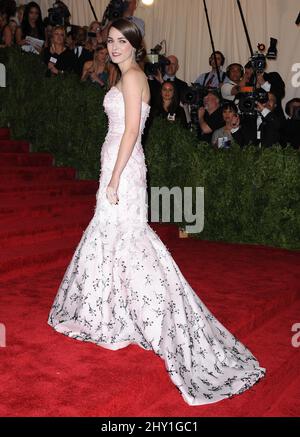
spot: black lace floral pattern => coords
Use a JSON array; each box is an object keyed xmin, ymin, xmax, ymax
[{"xmin": 48, "ymin": 87, "xmax": 266, "ymax": 406}]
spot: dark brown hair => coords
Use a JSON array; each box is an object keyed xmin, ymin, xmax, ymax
[
  {"xmin": 108, "ymin": 17, "xmax": 145, "ymax": 61},
  {"xmin": 159, "ymin": 80, "xmax": 180, "ymax": 114},
  {"xmin": 209, "ymin": 51, "xmax": 225, "ymax": 66}
]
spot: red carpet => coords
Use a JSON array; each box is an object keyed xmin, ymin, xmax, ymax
[{"xmin": 0, "ymin": 128, "xmax": 299, "ymax": 417}]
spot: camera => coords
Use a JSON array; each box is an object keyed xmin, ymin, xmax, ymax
[
  {"xmin": 144, "ymin": 41, "xmax": 170, "ymax": 77},
  {"xmin": 266, "ymin": 38, "xmax": 278, "ymax": 60},
  {"xmin": 144, "ymin": 54, "xmax": 170, "ymax": 77},
  {"xmin": 101, "ymin": 0, "xmax": 129, "ymax": 26},
  {"xmin": 238, "ymin": 88, "xmax": 269, "ymax": 115},
  {"xmin": 47, "ymin": 1, "xmax": 71, "ymax": 26},
  {"xmin": 250, "ymin": 52, "xmax": 266, "ymax": 74},
  {"xmin": 181, "ymin": 84, "xmax": 210, "ymax": 130},
  {"xmin": 181, "ymin": 83, "xmax": 209, "ymax": 107},
  {"xmin": 248, "ymin": 38, "xmax": 277, "ymax": 75}
]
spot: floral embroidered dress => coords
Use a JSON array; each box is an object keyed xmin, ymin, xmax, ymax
[{"xmin": 48, "ymin": 86, "xmax": 266, "ymax": 406}]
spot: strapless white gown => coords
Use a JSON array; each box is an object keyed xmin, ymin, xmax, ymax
[{"xmin": 48, "ymin": 86, "xmax": 266, "ymax": 406}]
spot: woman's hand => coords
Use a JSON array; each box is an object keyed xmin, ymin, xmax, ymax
[
  {"xmin": 33, "ymin": 44, "xmax": 43, "ymax": 54},
  {"xmin": 256, "ymin": 73, "xmax": 266, "ymax": 87},
  {"xmin": 106, "ymin": 176, "xmax": 119, "ymax": 205},
  {"xmin": 48, "ymin": 62, "xmax": 59, "ymax": 75},
  {"xmin": 154, "ymin": 69, "xmax": 163, "ymax": 84}
]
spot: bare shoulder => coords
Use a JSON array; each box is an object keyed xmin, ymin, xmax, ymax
[
  {"xmin": 84, "ymin": 60, "xmax": 93, "ymax": 68},
  {"xmin": 122, "ymin": 68, "xmax": 145, "ymax": 88},
  {"xmin": 121, "ymin": 68, "xmax": 150, "ymax": 103}
]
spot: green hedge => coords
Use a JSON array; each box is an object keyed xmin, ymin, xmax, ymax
[
  {"xmin": 1, "ymin": 47, "xmax": 300, "ymax": 250},
  {"xmin": 0, "ymin": 47, "xmax": 106, "ymax": 179}
]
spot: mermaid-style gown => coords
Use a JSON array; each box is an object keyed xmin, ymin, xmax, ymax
[{"xmin": 48, "ymin": 86, "xmax": 266, "ymax": 406}]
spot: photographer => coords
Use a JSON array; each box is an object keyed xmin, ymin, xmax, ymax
[
  {"xmin": 243, "ymin": 61, "xmax": 285, "ymax": 118},
  {"xmin": 221, "ymin": 63, "xmax": 244, "ymax": 102},
  {"xmin": 148, "ymin": 55, "xmax": 188, "ymax": 106},
  {"xmin": 101, "ymin": 0, "xmax": 145, "ymax": 41},
  {"xmin": 85, "ymin": 21, "xmax": 103, "ymax": 52},
  {"xmin": 123, "ymin": 0, "xmax": 145, "ymax": 37},
  {"xmin": 195, "ymin": 51, "xmax": 226, "ymax": 89},
  {"xmin": 162, "ymin": 55, "xmax": 188, "ymax": 104},
  {"xmin": 197, "ymin": 90, "xmax": 225, "ymax": 143},
  {"xmin": 234, "ymin": 91, "xmax": 282, "ymax": 148}
]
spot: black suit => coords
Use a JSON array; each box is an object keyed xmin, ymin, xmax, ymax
[
  {"xmin": 281, "ymin": 119, "xmax": 300, "ymax": 149},
  {"xmin": 259, "ymin": 111, "xmax": 283, "ymax": 147},
  {"xmin": 172, "ymin": 77, "xmax": 189, "ymax": 103},
  {"xmin": 246, "ymin": 71, "xmax": 285, "ymax": 119},
  {"xmin": 163, "ymin": 76, "xmax": 189, "ymax": 102},
  {"xmin": 262, "ymin": 72, "xmax": 285, "ymax": 119},
  {"xmin": 233, "ymin": 111, "xmax": 282, "ymax": 148},
  {"xmin": 148, "ymin": 78, "xmax": 162, "ymax": 108},
  {"xmin": 73, "ymin": 47, "xmax": 94, "ymax": 76}
]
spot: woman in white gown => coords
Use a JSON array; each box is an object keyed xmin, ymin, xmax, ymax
[{"xmin": 48, "ymin": 18, "xmax": 266, "ymax": 406}]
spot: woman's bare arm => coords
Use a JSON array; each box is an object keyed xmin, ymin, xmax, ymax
[
  {"xmin": 81, "ymin": 60, "xmax": 93, "ymax": 81},
  {"xmin": 111, "ymin": 70, "xmax": 142, "ymax": 180},
  {"xmin": 2, "ymin": 26, "xmax": 12, "ymax": 47},
  {"xmin": 15, "ymin": 27, "xmax": 25, "ymax": 46},
  {"xmin": 105, "ymin": 70, "xmax": 144, "ymax": 204}
]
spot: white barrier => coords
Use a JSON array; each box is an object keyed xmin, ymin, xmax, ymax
[{"xmin": 0, "ymin": 62, "xmax": 6, "ymax": 88}]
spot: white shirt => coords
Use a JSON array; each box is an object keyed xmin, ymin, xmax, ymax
[
  {"xmin": 221, "ymin": 80, "xmax": 237, "ymax": 101},
  {"xmin": 257, "ymin": 108, "xmax": 271, "ymax": 140},
  {"xmin": 261, "ymin": 81, "xmax": 271, "ymax": 92},
  {"xmin": 195, "ymin": 70, "xmax": 225, "ymax": 88},
  {"xmin": 163, "ymin": 74, "xmax": 175, "ymax": 81}
]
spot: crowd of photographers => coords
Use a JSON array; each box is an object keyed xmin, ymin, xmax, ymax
[
  {"xmin": 149, "ymin": 51, "xmax": 300, "ymax": 150},
  {"xmin": 0, "ymin": 0, "xmax": 299, "ymax": 149}
]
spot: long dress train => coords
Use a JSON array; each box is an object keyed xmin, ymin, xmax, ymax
[{"xmin": 48, "ymin": 86, "xmax": 266, "ymax": 406}]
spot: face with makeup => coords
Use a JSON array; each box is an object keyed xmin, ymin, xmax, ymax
[
  {"xmin": 107, "ymin": 26, "xmax": 136, "ymax": 66},
  {"xmin": 161, "ymin": 82, "xmax": 175, "ymax": 102},
  {"xmin": 28, "ymin": 6, "xmax": 40, "ymax": 25}
]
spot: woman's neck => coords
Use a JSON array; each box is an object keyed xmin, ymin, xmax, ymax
[
  {"xmin": 163, "ymin": 99, "xmax": 172, "ymax": 110},
  {"xmin": 94, "ymin": 60, "xmax": 105, "ymax": 71},
  {"xmin": 118, "ymin": 59, "xmax": 137, "ymax": 76},
  {"xmin": 53, "ymin": 43, "xmax": 65, "ymax": 53}
]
